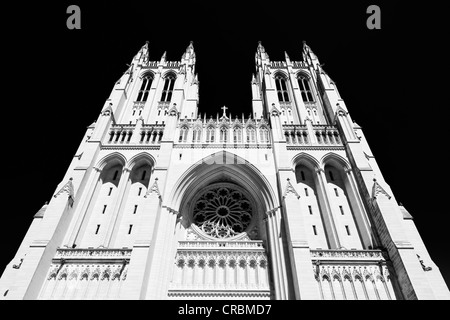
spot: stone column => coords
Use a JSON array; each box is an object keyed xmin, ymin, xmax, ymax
[
  {"xmin": 265, "ymin": 208, "xmax": 289, "ymax": 299},
  {"xmin": 67, "ymin": 167, "xmax": 101, "ymax": 246},
  {"xmin": 144, "ymin": 206, "xmax": 179, "ymax": 299},
  {"xmin": 103, "ymin": 167, "xmax": 131, "ymax": 247},
  {"xmin": 314, "ymin": 168, "xmax": 340, "ymax": 249},
  {"xmin": 20, "ymin": 182, "xmax": 76, "ymax": 299},
  {"xmin": 281, "ymin": 177, "xmax": 321, "ymax": 299},
  {"xmin": 120, "ymin": 178, "xmax": 163, "ymax": 299},
  {"xmin": 343, "ymin": 168, "xmax": 374, "ymax": 248}
]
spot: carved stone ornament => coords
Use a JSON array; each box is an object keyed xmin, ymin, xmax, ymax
[
  {"xmin": 283, "ymin": 178, "xmax": 300, "ymax": 199},
  {"xmin": 145, "ymin": 178, "xmax": 161, "ymax": 198},
  {"xmin": 371, "ymin": 179, "xmax": 392, "ymax": 200},
  {"xmin": 54, "ymin": 178, "xmax": 75, "ymax": 207},
  {"xmin": 192, "ymin": 184, "xmax": 253, "ymax": 239},
  {"xmin": 270, "ymin": 104, "xmax": 280, "ymax": 117}
]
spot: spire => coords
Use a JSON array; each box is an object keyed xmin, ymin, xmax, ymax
[
  {"xmin": 182, "ymin": 41, "xmax": 195, "ymax": 60},
  {"xmin": 303, "ymin": 41, "xmax": 316, "ymax": 57},
  {"xmin": 257, "ymin": 41, "xmax": 265, "ymax": 53},
  {"xmin": 136, "ymin": 41, "xmax": 149, "ymax": 62},
  {"xmin": 284, "ymin": 51, "xmax": 291, "ymax": 64},
  {"xmin": 256, "ymin": 41, "xmax": 269, "ymax": 61},
  {"xmin": 160, "ymin": 51, "xmax": 166, "ymax": 64},
  {"xmin": 143, "ymin": 41, "xmax": 150, "ymax": 59},
  {"xmin": 302, "ymin": 41, "xmax": 320, "ymax": 67}
]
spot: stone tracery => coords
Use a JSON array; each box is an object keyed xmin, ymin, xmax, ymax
[{"xmin": 192, "ymin": 185, "xmax": 253, "ymax": 239}]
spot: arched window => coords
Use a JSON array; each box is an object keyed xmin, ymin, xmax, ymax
[
  {"xmin": 259, "ymin": 127, "xmax": 270, "ymax": 143},
  {"xmin": 206, "ymin": 126, "xmax": 215, "ymax": 143},
  {"xmin": 179, "ymin": 126, "xmax": 189, "ymax": 143},
  {"xmin": 275, "ymin": 75, "xmax": 290, "ymax": 102},
  {"xmin": 192, "ymin": 126, "xmax": 202, "ymax": 143},
  {"xmin": 246, "ymin": 126, "xmax": 256, "ymax": 143},
  {"xmin": 137, "ymin": 74, "xmax": 153, "ymax": 102},
  {"xmin": 161, "ymin": 74, "xmax": 176, "ymax": 102},
  {"xmin": 233, "ymin": 127, "xmax": 242, "ymax": 143},
  {"xmin": 298, "ymin": 75, "xmax": 314, "ymax": 102},
  {"xmin": 220, "ymin": 126, "xmax": 228, "ymax": 143}
]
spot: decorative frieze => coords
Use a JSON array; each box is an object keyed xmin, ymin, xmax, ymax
[
  {"xmin": 178, "ymin": 240, "xmax": 265, "ymax": 250},
  {"xmin": 169, "ymin": 240, "xmax": 270, "ymax": 298},
  {"xmin": 311, "ymin": 249, "xmax": 385, "ymax": 261},
  {"xmin": 311, "ymin": 249, "xmax": 396, "ymax": 300},
  {"xmin": 54, "ymin": 248, "xmax": 132, "ymax": 263},
  {"xmin": 39, "ymin": 248, "xmax": 131, "ymax": 299},
  {"xmin": 168, "ymin": 291, "xmax": 271, "ymax": 299}
]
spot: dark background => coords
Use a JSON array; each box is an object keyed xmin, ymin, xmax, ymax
[{"xmin": 2, "ymin": 1, "xmax": 449, "ymax": 293}]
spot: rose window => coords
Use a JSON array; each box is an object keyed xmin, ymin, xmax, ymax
[{"xmin": 192, "ymin": 186, "xmax": 253, "ymax": 239}]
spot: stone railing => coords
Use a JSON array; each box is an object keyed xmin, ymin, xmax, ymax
[
  {"xmin": 270, "ymin": 61, "xmax": 286, "ymax": 68},
  {"xmin": 169, "ymin": 240, "xmax": 271, "ymax": 298},
  {"xmin": 133, "ymin": 101, "xmax": 146, "ymax": 109},
  {"xmin": 53, "ymin": 248, "xmax": 132, "ymax": 263},
  {"xmin": 178, "ymin": 240, "xmax": 265, "ymax": 250},
  {"xmin": 310, "ymin": 249, "xmax": 396, "ymax": 300},
  {"xmin": 157, "ymin": 101, "xmax": 171, "ymax": 109},
  {"xmin": 104, "ymin": 123, "xmax": 165, "ymax": 146},
  {"xmin": 139, "ymin": 124, "xmax": 165, "ymax": 144},
  {"xmin": 175, "ymin": 118, "xmax": 271, "ymax": 146},
  {"xmin": 310, "ymin": 249, "xmax": 385, "ymax": 262},
  {"xmin": 292, "ymin": 61, "xmax": 307, "ymax": 69},
  {"xmin": 40, "ymin": 248, "xmax": 132, "ymax": 299},
  {"xmin": 283, "ymin": 125, "xmax": 342, "ymax": 146},
  {"xmin": 107, "ymin": 124, "xmax": 136, "ymax": 144}
]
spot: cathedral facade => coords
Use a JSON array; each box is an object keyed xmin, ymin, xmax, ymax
[{"xmin": 1, "ymin": 42, "xmax": 449, "ymax": 300}]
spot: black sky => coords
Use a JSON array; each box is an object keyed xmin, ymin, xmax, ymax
[{"xmin": 2, "ymin": 1, "xmax": 449, "ymax": 292}]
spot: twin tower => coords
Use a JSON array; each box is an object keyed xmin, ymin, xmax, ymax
[{"xmin": 1, "ymin": 41, "xmax": 449, "ymax": 300}]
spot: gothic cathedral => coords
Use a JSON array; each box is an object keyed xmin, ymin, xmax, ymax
[{"xmin": 1, "ymin": 42, "xmax": 449, "ymax": 300}]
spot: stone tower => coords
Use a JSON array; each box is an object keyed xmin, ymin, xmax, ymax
[{"xmin": 1, "ymin": 42, "xmax": 448, "ymax": 300}]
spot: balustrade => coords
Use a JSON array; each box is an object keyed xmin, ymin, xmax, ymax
[{"xmin": 283, "ymin": 125, "xmax": 342, "ymax": 146}]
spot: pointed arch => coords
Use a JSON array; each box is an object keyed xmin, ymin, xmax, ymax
[
  {"xmin": 139, "ymin": 70, "xmax": 155, "ymax": 79},
  {"xmin": 295, "ymin": 70, "xmax": 312, "ymax": 80},
  {"xmin": 292, "ymin": 152, "xmax": 320, "ymax": 171},
  {"xmin": 95, "ymin": 152, "xmax": 127, "ymax": 172},
  {"xmin": 136, "ymin": 71, "xmax": 154, "ymax": 102},
  {"xmin": 320, "ymin": 153, "xmax": 351, "ymax": 171},
  {"xmin": 126, "ymin": 152, "xmax": 156, "ymax": 171},
  {"xmin": 272, "ymin": 70, "xmax": 289, "ymax": 80},
  {"xmin": 161, "ymin": 71, "xmax": 177, "ymax": 102},
  {"xmin": 273, "ymin": 72, "xmax": 290, "ymax": 102},
  {"xmin": 297, "ymin": 71, "xmax": 314, "ymax": 102},
  {"xmin": 166, "ymin": 151, "xmax": 279, "ymax": 215},
  {"xmin": 161, "ymin": 70, "xmax": 177, "ymax": 79}
]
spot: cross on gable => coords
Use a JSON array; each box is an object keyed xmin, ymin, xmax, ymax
[{"xmin": 221, "ymin": 105, "xmax": 228, "ymax": 116}]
